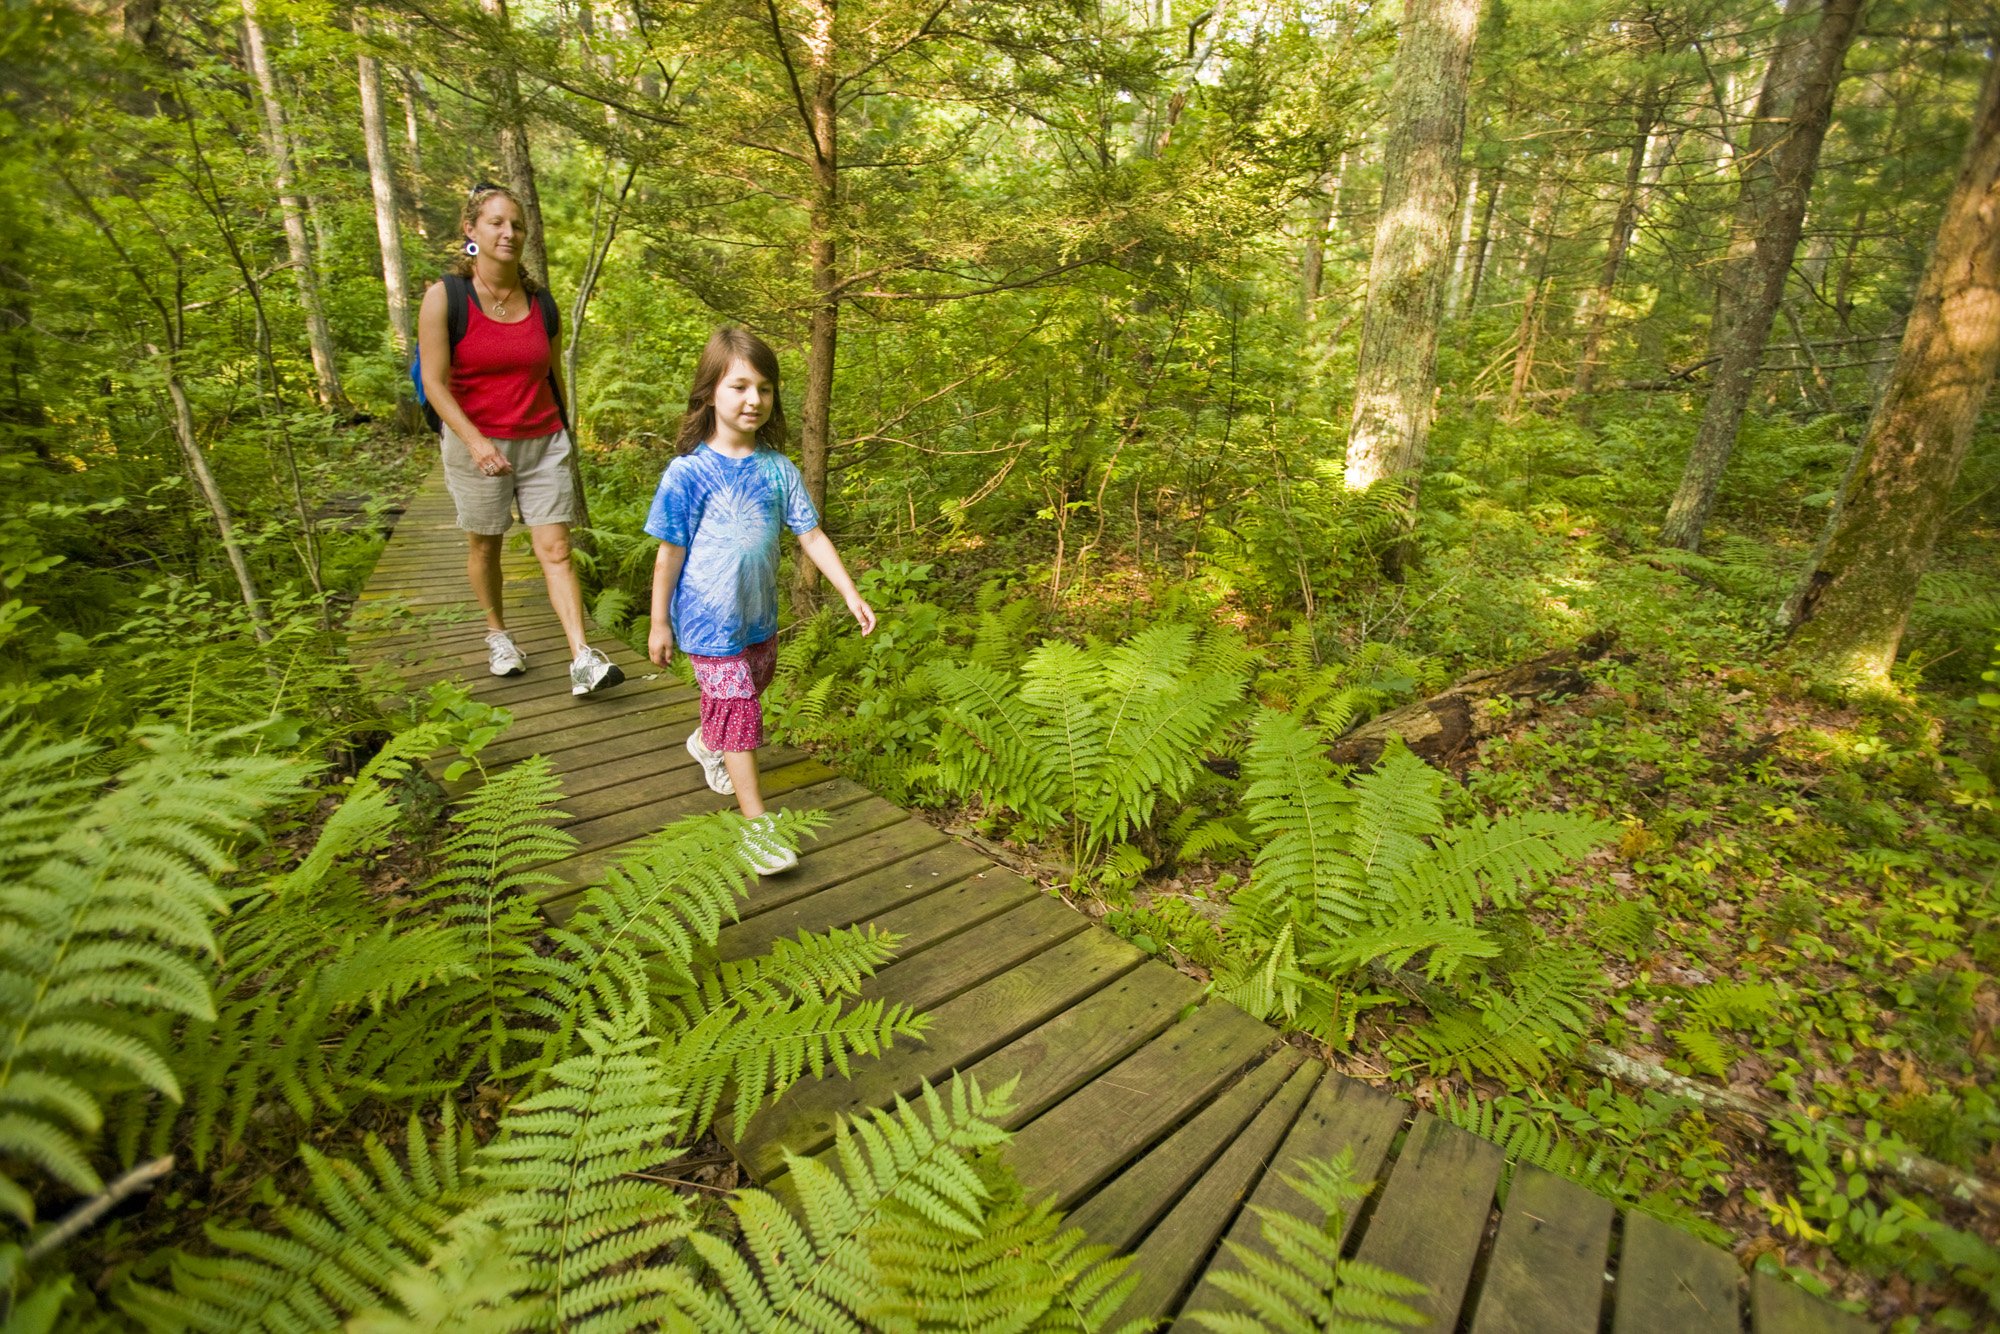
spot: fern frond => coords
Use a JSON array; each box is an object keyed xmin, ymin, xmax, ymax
[
  {"xmin": 1238, "ymin": 709, "xmax": 1360, "ymax": 925},
  {"xmin": 1403, "ymin": 946, "xmax": 1602, "ymax": 1081},
  {"xmin": 475, "ymin": 1020, "xmax": 693, "ymax": 1331},
  {"xmin": 1185, "ymin": 1150, "xmax": 1425, "ymax": 1333},
  {"xmin": 0, "ymin": 729, "xmax": 300, "ymax": 1214},
  {"xmin": 121, "ymin": 1104, "xmax": 474, "ymax": 1330}
]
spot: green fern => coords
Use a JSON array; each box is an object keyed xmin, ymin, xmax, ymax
[
  {"xmin": 665, "ymin": 1075, "xmax": 1144, "ymax": 1332},
  {"xmin": 1434, "ymin": 1089, "xmax": 1603, "ymax": 1182},
  {"xmin": 122, "ymin": 1104, "xmax": 474, "ymax": 1330},
  {"xmin": 474, "ymin": 1020, "xmax": 693, "ymax": 1330},
  {"xmin": 1216, "ymin": 712, "xmax": 1608, "ymax": 1065},
  {"xmin": 0, "ymin": 727, "xmax": 300, "ymax": 1222},
  {"xmin": 1182, "ymin": 1150, "xmax": 1426, "ymax": 1333},
  {"xmin": 928, "ymin": 626, "xmax": 1247, "ymax": 883}
]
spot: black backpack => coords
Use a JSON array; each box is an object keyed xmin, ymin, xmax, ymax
[{"xmin": 410, "ymin": 273, "xmax": 571, "ymax": 435}]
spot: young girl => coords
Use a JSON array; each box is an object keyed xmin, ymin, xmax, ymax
[{"xmin": 645, "ymin": 327, "xmax": 876, "ymax": 874}]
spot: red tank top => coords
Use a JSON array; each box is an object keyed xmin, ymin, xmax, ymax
[{"xmin": 449, "ymin": 295, "xmax": 564, "ymax": 439}]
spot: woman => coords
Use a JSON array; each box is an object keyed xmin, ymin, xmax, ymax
[{"xmin": 417, "ymin": 182, "xmax": 623, "ymax": 695}]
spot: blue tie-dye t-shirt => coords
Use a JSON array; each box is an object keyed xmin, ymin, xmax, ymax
[{"xmin": 643, "ymin": 444, "xmax": 821, "ymax": 657}]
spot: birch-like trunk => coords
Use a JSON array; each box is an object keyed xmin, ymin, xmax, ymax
[
  {"xmin": 1785, "ymin": 53, "xmax": 2000, "ymax": 683},
  {"xmin": 479, "ymin": 0, "xmax": 551, "ymax": 286},
  {"xmin": 399, "ymin": 67, "xmax": 429, "ymax": 240},
  {"xmin": 1342, "ymin": 0, "xmax": 1482, "ymax": 519},
  {"xmin": 1572, "ymin": 94, "xmax": 1658, "ymax": 401},
  {"xmin": 1659, "ymin": 0, "xmax": 1864, "ymax": 550},
  {"xmin": 356, "ymin": 25, "xmax": 416, "ymax": 427},
  {"xmin": 1463, "ymin": 170, "xmax": 1502, "ymax": 318},
  {"xmin": 1444, "ymin": 165, "xmax": 1480, "ymax": 316},
  {"xmin": 792, "ymin": 0, "xmax": 840, "ymax": 612},
  {"xmin": 242, "ymin": 0, "xmax": 348, "ymax": 413},
  {"xmin": 153, "ymin": 345, "xmax": 271, "ymax": 642}
]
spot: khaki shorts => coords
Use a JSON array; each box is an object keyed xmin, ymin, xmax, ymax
[{"xmin": 440, "ymin": 423, "xmax": 579, "ymax": 535}]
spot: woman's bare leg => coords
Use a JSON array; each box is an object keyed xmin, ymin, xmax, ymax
[
  {"xmin": 529, "ymin": 522, "xmax": 589, "ymax": 657},
  {"xmin": 467, "ymin": 533, "xmax": 506, "ymax": 631},
  {"xmin": 723, "ymin": 751, "xmax": 765, "ymax": 819}
]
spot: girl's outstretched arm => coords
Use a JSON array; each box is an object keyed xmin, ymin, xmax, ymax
[
  {"xmin": 648, "ymin": 542, "xmax": 687, "ymax": 666},
  {"xmin": 796, "ymin": 528, "xmax": 876, "ymax": 635}
]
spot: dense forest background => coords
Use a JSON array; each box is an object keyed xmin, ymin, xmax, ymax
[{"xmin": 1, "ymin": 0, "xmax": 1997, "ymax": 1327}]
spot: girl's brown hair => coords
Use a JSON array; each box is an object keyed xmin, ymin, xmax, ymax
[
  {"xmin": 452, "ymin": 182, "xmax": 542, "ymax": 291},
  {"xmin": 674, "ymin": 326, "xmax": 788, "ymax": 455}
]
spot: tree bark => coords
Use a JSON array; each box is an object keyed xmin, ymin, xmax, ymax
[
  {"xmin": 241, "ymin": 0, "xmax": 348, "ymax": 414},
  {"xmin": 792, "ymin": 0, "xmax": 840, "ymax": 612},
  {"xmin": 1463, "ymin": 169, "xmax": 1502, "ymax": 319},
  {"xmin": 1301, "ymin": 172, "xmax": 1334, "ymax": 319},
  {"xmin": 356, "ymin": 22, "xmax": 418, "ymax": 429},
  {"xmin": 1659, "ymin": 0, "xmax": 1864, "ymax": 550},
  {"xmin": 399, "ymin": 66, "xmax": 430, "ymax": 240},
  {"xmin": 479, "ymin": 0, "xmax": 551, "ymax": 287},
  {"xmin": 1342, "ymin": 0, "xmax": 1482, "ymax": 553},
  {"xmin": 1785, "ymin": 51, "xmax": 2000, "ymax": 684},
  {"xmin": 1572, "ymin": 94, "xmax": 1658, "ymax": 403},
  {"xmin": 154, "ymin": 346, "xmax": 271, "ymax": 642},
  {"xmin": 1444, "ymin": 165, "xmax": 1479, "ymax": 316}
]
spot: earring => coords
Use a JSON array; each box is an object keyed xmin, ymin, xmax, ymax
[{"xmin": 464, "ymin": 240, "xmax": 479, "ymax": 257}]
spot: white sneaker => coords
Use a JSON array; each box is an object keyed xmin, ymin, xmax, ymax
[
  {"xmin": 569, "ymin": 645, "xmax": 626, "ymax": 696},
  {"xmin": 486, "ymin": 630, "xmax": 526, "ymax": 677},
  {"xmin": 740, "ymin": 814, "xmax": 798, "ymax": 876},
  {"xmin": 686, "ymin": 729, "xmax": 734, "ymax": 794}
]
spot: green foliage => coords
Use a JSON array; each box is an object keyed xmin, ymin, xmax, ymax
[
  {"xmin": 1212, "ymin": 711, "xmax": 1608, "ymax": 1074},
  {"xmin": 926, "ymin": 624, "xmax": 1250, "ymax": 882},
  {"xmin": 1182, "ymin": 1150, "xmax": 1425, "ymax": 1333},
  {"xmin": 0, "ymin": 725, "xmax": 301, "ymax": 1222},
  {"xmin": 667, "ymin": 1076, "xmax": 1144, "ymax": 1333}
]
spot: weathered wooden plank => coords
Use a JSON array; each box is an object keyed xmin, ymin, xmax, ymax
[
  {"xmin": 538, "ymin": 776, "xmax": 879, "ymax": 908},
  {"xmin": 1748, "ymin": 1269, "xmax": 1872, "ymax": 1334},
  {"xmin": 501, "ymin": 724, "xmax": 710, "ymax": 800},
  {"xmin": 1352, "ymin": 1112, "xmax": 1505, "ymax": 1330},
  {"xmin": 1610, "ymin": 1212, "xmax": 1740, "ymax": 1334},
  {"xmin": 1068, "ymin": 1050, "xmax": 1306, "ymax": 1253},
  {"xmin": 734, "ymin": 928, "xmax": 1146, "ymax": 1179},
  {"xmin": 1467, "ymin": 1166, "xmax": 1614, "ymax": 1334},
  {"xmin": 474, "ymin": 705, "xmax": 742, "ymax": 771},
  {"xmin": 549, "ymin": 759, "xmax": 836, "ymax": 851},
  {"xmin": 962, "ymin": 962, "xmax": 1202, "ymax": 1132},
  {"xmin": 854, "ymin": 894, "xmax": 1090, "ymax": 1011},
  {"xmin": 718, "ymin": 837, "xmax": 985, "ymax": 960},
  {"xmin": 1110, "ymin": 1058, "xmax": 1322, "ymax": 1324},
  {"xmin": 1172, "ymin": 1068, "xmax": 1408, "ymax": 1329},
  {"xmin": 1007, "ymin": 1001, "xmax": 1276, "ymax": 1210}
]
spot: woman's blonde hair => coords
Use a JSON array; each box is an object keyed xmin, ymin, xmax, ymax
[
  {"xmin": 674, "ymin": 326, "xmax": 788, "ymax": 456},
  {"xmin": 452, "ymin": 182, "xmax": 541, "ymax": 291}
]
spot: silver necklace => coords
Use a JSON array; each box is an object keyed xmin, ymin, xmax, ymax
[{"xmin": 475, "ymin": 272, "xmax": 519, "ymax": 319}]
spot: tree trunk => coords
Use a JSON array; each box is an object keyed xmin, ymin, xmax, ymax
[
  {"xmin": 153, "ymin": 345, "xmax": 271, "ymax": 642},
  {"xmin": 1572, "ymin": 95, "xmax": 1658, "ymax": 403},
  {"xmin": 356, "ymin": 24, "xmax": 418, "ymax": 430},
  {"xmin": 1784, "ymin": 53, "xmax": 2000, "ymax": 684},
  {"xmin": 1659, "ymin": 0, "xmax": 1864, "ymax": 550},
  {"xmin": 479, "ymin": 0, "xmax": 551, "ymax": 287},
  {"xmin": 566, "ymin": 162, "xmax": 638, "ymax": 423},
  {"xmin": 1463, "ymin": 170, "xmax": 1502, "ymax": 318},
  {"xmin": 792, "ymin": 0, "xmax": 840, "ymax": 612},
  {"xmin": 241, "ymin": 0, "xmax": 348, "ymax": 414},
  {"xmin": 1444, "ymin": 165, "xmax": 1479, "ymax": 316},
  {"xmin": 399, "ymin": 66, "xmax": 430, "ymax": 240},
  {"xmin": 1301, "ymin": 172, "xmax": 1334, "ymax": 318},
  {"xmin": 1342, "ymin": 0, "xmax": 1482, "ymax": 540}
]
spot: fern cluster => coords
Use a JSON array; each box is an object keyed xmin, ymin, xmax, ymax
[
  {"xmin": 925, "ymin": 623, "xmax": 1250, "ymax": 886},
  {"xmin": 1212, "ymin": 710, "xmax": 1610, "ymax": 1078},
  {"xmin": 1182, "ymin": 1149, "xmax": 1426, "ymax": 1333}
]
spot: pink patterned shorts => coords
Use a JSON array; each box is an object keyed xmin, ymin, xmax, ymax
[{"xmin": 686, "ymin": 637, "xmax": 777, "ymax": 753}]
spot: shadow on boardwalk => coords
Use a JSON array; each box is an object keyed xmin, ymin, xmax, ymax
[{"xmin": 352, "ymin": 464, "xmax": 1873, "ymax": 1333}]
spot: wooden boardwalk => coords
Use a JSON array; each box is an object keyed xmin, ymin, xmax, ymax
[{"xmin": 353, "ymin": 465, "xmax": 1872, "ymax": 1332}]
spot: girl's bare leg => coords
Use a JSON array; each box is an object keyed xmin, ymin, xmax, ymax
[
  {"xmin": 723, "ymin": 751, "xmax": 765, "ymax": 819},
  {"xmin": 467, "ymin": 533, "xmax": 506, "ymax": 631}
]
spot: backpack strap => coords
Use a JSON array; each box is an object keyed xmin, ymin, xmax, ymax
[{"xmin": 444, "ymin": 273, "xmax": 472, "ymax": 352}]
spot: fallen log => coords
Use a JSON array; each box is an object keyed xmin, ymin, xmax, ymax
[{"xmin": 1328, "ymin": 631, "xmax": 1616, "ymax": 771}]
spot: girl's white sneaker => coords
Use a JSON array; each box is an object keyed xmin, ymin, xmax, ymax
[
  {"xmin": 740, "ymin": 815, "xmax": 798, "ymax": 876},
  {"xmin": 686, "ymin": 730, "xmax": 734, "ymax": 794}
]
